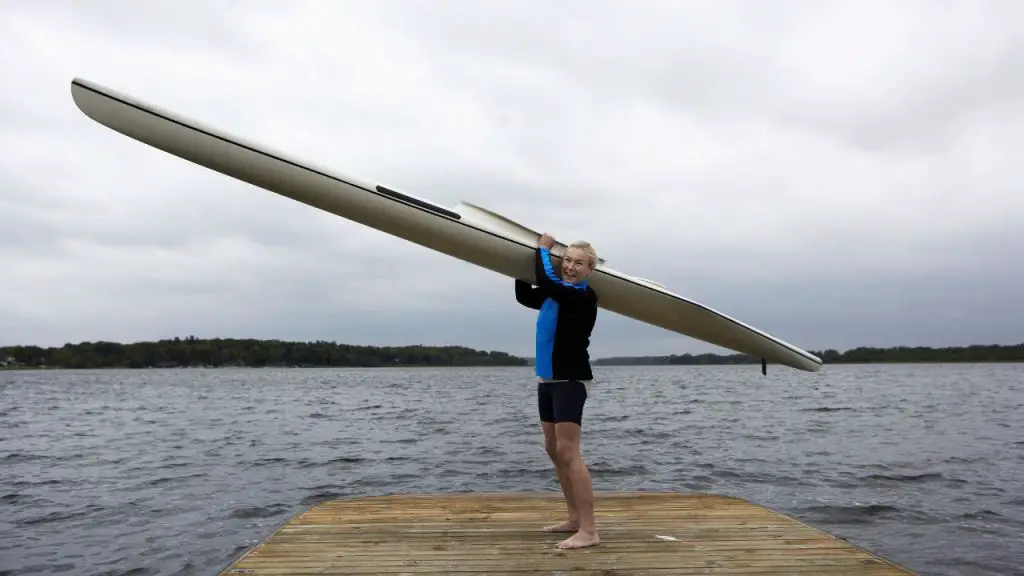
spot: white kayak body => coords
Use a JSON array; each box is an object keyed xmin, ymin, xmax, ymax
[{"xmin": 69, "ymin": 78, "xmax": 822, "ymax": 373}]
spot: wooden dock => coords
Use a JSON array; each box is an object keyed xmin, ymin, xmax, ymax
[{"xmin": 218, "ymin": 491, "xmax": 918, "ymax": 575}]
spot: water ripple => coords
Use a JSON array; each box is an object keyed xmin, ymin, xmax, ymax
[{"xmin": 1, "ymin": 363, "xmax": 1022, "ymax": 575}]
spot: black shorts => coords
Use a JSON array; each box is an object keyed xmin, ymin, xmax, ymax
[{"xmin": 538, "ymin": 380, "xmax": 588, "ymax": 425}]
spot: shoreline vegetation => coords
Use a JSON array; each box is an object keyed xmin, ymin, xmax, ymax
[
  {"xmin": 1, "ymin": 337, "xmax": 1023, "ymax": 370},
  {"xmin": 593, "ymin": 342, "xmax": 1024, "ymax": 366}
]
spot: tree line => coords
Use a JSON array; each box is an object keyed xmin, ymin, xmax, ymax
[
  {"xmin": 592, "ymin": 343, "xmax": 1024, "ymax": 366},
  {"xmin": 3, "ymin": 338, "xmax": 1022, "ymax": 370},
  {"xmin": 0, "ymin": 336, "xmax": 527, "ymax": 369}
]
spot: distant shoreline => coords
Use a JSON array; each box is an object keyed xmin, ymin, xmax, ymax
[
  {"xmin": 2, "ymin": 338, "xmax": 1023, "ymax": 370},
  {"xmin": 3, "ymin": 361, "xmax": 1023, "ymax": 372},
  {"xmin": 593, "ymin": 343, "xmax": 1024, "ymax": 366}
]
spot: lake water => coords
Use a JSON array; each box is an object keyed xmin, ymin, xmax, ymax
[{"xmin": 1, "ymin": 363, "xmax": 1022, "ymax": 575}]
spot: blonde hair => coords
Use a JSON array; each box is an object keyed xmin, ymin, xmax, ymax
[{"xmin": 567, "ymin": 240, "xmax": 598, "ymax": 269}]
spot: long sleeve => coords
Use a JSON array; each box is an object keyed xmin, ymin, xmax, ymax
[{"xmin": 515, "ymin": 279, "xmax": 546, "ymax": 310}]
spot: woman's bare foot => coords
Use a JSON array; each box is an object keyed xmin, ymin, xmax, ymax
[
  {"xmin": 556, "ymin": 529, "xmax": 600, "ymax": 549},
  {"xmin": 543, "ymin": 519, "xmax": 578, "ymax": 533}
]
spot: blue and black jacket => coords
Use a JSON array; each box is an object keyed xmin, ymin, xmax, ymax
[{"xmin": 515, "ymin": 246, "xmax": 599, "ymax": 381}]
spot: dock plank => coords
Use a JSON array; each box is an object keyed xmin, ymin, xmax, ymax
[{"xmin": 219, "ymin": 492, "xmax": 917, "ymax": 575}]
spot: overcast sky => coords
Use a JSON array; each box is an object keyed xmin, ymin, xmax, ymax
[{"xmin": 2, "ymin": 0, "xmax": 1022, "ymax": 359}]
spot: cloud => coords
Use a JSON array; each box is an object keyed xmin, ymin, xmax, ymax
[{"xmin": 1, "ymin": 0, "xmax": 1022, "ymax": 360}]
